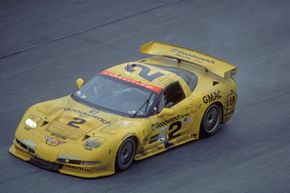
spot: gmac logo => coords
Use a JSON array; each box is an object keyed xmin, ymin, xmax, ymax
[{"xmin": 203, "ymin": 91, "xmax": 221, "ymax": 103}]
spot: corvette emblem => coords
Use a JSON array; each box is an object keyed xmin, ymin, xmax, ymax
[{"xmin": 45, "ymin": 135, "xmax": 66, "ymax": 146}]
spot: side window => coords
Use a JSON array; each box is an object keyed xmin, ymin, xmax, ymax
[{"xmin": 161, "ymin": 82, "xmax": 185, "ymax": 109}]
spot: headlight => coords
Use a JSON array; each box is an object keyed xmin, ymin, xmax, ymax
[
  {"xmin": 85, "ymin": 139, "xmax": 100, "ymax": 149},
  {"xmin": 25, "ymin": 118, "xmax": 37, "ymax": 128},
  {"xmin": 84, "ymin": 137, "xmax": 105, "ymax": 150}
]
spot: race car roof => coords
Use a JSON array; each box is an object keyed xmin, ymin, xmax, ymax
[{"xmin": 102, "ymin": 62, "xmax": 188, "ymax": 93}]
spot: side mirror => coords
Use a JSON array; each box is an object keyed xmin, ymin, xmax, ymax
[
  {"xmin": 76, "ymin": 78, "xmax": 85, "ymax": 89},
  {"xmin": 157, "ymin": 108, "xmax": 175, "ymax": 118}
]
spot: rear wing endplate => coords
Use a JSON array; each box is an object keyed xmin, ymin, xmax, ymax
[{"xmin": 140, "ymin": 41, "xmax": 237, "ymax": 78}]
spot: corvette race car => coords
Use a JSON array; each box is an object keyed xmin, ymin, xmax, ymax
[{"xmin": 9, "ymin": 41, "xmax": 237, "ymax": 178}]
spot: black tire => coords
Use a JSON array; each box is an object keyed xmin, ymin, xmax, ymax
[
  {"xmin": 200, "ymin": 103, "xmax": 222, "ymax": 138},
  {"xmin": 116, "ymin": 137, "xmax": 136, "ymax": 171}
]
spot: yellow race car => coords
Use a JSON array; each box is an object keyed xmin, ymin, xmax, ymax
[{"xmin": 9, "ymin": 41, "xmax": 238, "ymax": 178}]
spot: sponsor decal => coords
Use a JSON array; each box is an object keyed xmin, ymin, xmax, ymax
[
  {"xmin": 202, "ymin": 90, "xmax": 221, "ymax": 103},
  {"xmin": 224, "ymin": 90, "xmax": 237, "ymax": 116},
  {"xmin": 151, "ymin": 113, "xmax": 189, "ymax": 131},
  {"xmin": 64, "ymin": 107, "xmax": 111, "ymax": 125},
  {"xmin": 45, "ymin": 135, "xmax": 66, "ymax": 146},
  {"xmin": 150, "ymin": 113, "xmax": 191, "ymax": 146},
  {"xmin": 101, "ymin": 70, "xmax": 162, "ymax": 93},
  {"xmin": 170, "ymin": 48, "xmax": 215, "ymax": 64}
]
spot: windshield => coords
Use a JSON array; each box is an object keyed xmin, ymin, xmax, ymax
[{"xmin": 72, "ymin": 75, "xmax": 157, "ymax": 117}]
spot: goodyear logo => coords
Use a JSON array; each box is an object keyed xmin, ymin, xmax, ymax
[
  {"xmin": 64, "ymin": 107, "xmax": 111, "ymax": 125},
  {"xmin": 170, "ymin": 48, "xmax": 215, "ymax": 64}
]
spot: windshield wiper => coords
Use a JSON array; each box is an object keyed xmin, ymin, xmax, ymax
[{"xmin": 132, "ymin": 92, "xmax": 154, "ymax": 118}]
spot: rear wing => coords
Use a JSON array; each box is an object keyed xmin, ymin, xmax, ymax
[{"xmin": 140, "ymin": 41, "xmax": 237, "ymax": 79}]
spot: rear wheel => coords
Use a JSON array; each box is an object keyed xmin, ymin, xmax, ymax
[
  {"xmin": 116, "ymin": 137, "xmax": 136, "ymax": 171},
  {"xmin": 200, "ymin": 103, "xmax": 222, "ymax": 138}
]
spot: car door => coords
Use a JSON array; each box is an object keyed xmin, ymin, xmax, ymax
[{"xmin": 147, "ymin": 81, "xmax": 195, "ymax": 149}]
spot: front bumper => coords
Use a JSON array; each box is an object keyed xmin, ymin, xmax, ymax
[{"xmin": 9, "ymin": 140, "xmax": 114, "ymax": 178}]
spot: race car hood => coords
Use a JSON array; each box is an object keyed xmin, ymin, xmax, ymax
[
  {"xmin": 29, "ymin": 96, "xmax": 129, "ymax": 140},
  {"xmin": 45, "ymin": 108, "xmax": 110, "ymax": 140}
]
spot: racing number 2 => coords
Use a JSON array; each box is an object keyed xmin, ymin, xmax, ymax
[
  {"xmin": 125, "ymin": 64, "xmax": 164, "ymax": 81},
  {"xmin": 67, "ymin": 117, "xmax": 86, "ymax": 128},
  {"xmin": 168, "ymin": 121, "xmax": 182, "ymax": 141}
]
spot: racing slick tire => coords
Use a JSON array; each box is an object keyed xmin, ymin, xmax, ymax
[
  {"xmin": 116, "ymin": 137, "xmax": 136, "ymax": 171},
  {"xmin": 200, "ymin": 103, "xmax": 222, "ymax": 138}
]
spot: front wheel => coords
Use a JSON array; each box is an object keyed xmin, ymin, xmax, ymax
[
  {"xmin": 200, "ymin": 103, "xmax": 222, "ymax": 138},
  {"xmin": 116, "ymin": 137, "xmax": 136, "ymax": 171}
]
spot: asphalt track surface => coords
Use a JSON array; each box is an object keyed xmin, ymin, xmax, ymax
[{"xmin": 1, "ymin": 0, "xmax": 290, "ymax": 193}]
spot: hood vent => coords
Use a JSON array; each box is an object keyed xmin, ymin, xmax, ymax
[{"xmin": 47, "ymin": 121, "xmax": 87, "ymax": 139}]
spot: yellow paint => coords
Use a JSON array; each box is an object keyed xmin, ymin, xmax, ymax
[{"xmin": 9, "ymin": 41, "xmax": 237, "ymax": 178}]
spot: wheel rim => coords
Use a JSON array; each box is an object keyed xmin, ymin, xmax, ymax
[
  {"xmin": 203, "ymin": 105, "xmax": 220, "ymax": 133},
  {"xmin": 118, "ymin": 140, "xmax": 135, "ymax": 168}
]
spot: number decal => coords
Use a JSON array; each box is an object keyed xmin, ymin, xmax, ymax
[
  {"xmin": 226, "ymin": 94, "xmax": 236, "ymax": 107},
  {"xmin": 168, "ymin": 121, "xmax": 182, "ymax": 140},
  {"xmin": 125, "ymin": 64, "xmax": 164, "ymax": 81},
  {"xmin": 225, "ymin": 91, "xmax": 237, "ymax": 115},
  {"xmin": 67, "ymin": 117, "xmax": 86, "ymax": 128}
]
